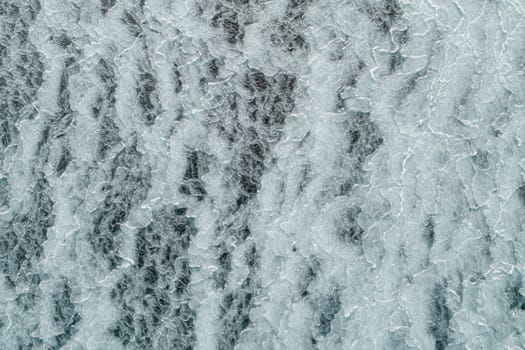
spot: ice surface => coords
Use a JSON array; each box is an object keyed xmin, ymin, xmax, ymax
[{"xmin": 1, "ymin": 0, "xmax": 525, "ymax": 349}]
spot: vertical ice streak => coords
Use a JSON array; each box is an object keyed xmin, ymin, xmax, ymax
[
  {"xmin": 0, "ymin": 1, "xmax": 50, "ymax": 348},
  {"xmin": 110, "ymin": 206, "xmax": 197, "ymax": 349}
]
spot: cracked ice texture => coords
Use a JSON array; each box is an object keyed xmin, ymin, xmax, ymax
[{"xmin": 0, "ymin": 0, "xmax": 525, "ymax": 349}]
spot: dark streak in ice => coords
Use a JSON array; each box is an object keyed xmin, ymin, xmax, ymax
[
  {"xmin": 101, "ymin": 0, "xmax": 116, "ymax": 15},
  {"xmin": 429, "ymin": 282, "xmax": 452, "ymax": 350},
  {"xmin": 270, "ymin": 0, "xmax": 311, "ymax": 52},
  {"xmin": 55, "ymin": 146, "xmax": 71, "ymax": 176},
  {"xmin": 137, "ymin": 64, "xmax": 159, "ymax": 125},
  {"xmin": 208, "ymin": 58, "xmax": 220, "ymax": 79},
  {"xmin": 110, "ymin": 206, "xmax": 197, "ymax": 349},
  {"xmin": 89, "ymin": 141, "xmax": 151, "ymax": 269},
  {"xmin": 363, "ymin": 0, "xmax": 403, "ymax": 34},
  {"xmin": 516, "ymin": 184, "xmax": 525, "ymax": 207},
  {"xmin": 237, "ymin": 147, "xmax": 265, "ymax": 205},
  {"xmin": 122, "ymin": 11, "xmax": 143, "ymax": 38},
  {"xmin": 48, "ymin": 279, "xmax": 81, "ymax": 349},
  {"xmin": 345, "ymin": 110, "xmax": 383, "ymax": 168},
  {"xmin": 51, "ymin": 33, "xmax": 72, "ymax": 49},
  {"xmin": 0, "ymin": 121, "xmax": 12, "ymax": 147},
  {"xmin": 336, "ymin": 207, "xmax": 364, "ymax": 244},
  {"xmin": 211, "ymin": 6, "xmax": 244, "ymax": 44},
  {"xmin": 298, "ymin": 257, "xmax": 320, "ymax": 298},
  {"xmin": 218, "ymin": 244, "xmax": 259, "ymax": 350},
  {"xmin": 173, "ymin": 64, "xmax": 183, "ymax": 93},
  {"xmin": 179, "ymin": 150, "xmax": 207, "ymax": 201},
  {"xmin": 314, "ymin": 288, "xmax": 341, "ymax": 338},
  {"xmin": 506, "ymin": 272, "xmax": 525, "ymax": 311},
  {"xmin": 389, "ymin": 50, "xmax": 405, "ymax": 73},
  {"xmin": 214, "ymin": 246, "xmax": 232, "ymax": 289},
  {"xmin": 0, "ymin": 174, "xmax": 53, "ymax": 286},
  {"xmin": 0, "ymin": 168, "xmax": 53, "ymax": 347},
  {"xmin": 0, "ymin": 0, "xmax": 43, "ymax": 158},
  {"xmin": 0, "ymin": 177, "xmax": 8, "ymax": 209},
  {"xmin": 423, "ymin": 216, "xmax": 435, "ymax": 249},
  {"xmin": 94, "ymin": 58, "xmax": 121, "ymax": 160}
]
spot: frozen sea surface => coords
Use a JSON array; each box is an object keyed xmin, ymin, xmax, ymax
[{"xmin": 1, "ymin": 0, "xmax": 525, "ymax": 349}]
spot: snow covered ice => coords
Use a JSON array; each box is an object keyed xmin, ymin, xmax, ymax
[{"xmin": 1, "ymin": 0, "xmax": 525, "ymax": 349}]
